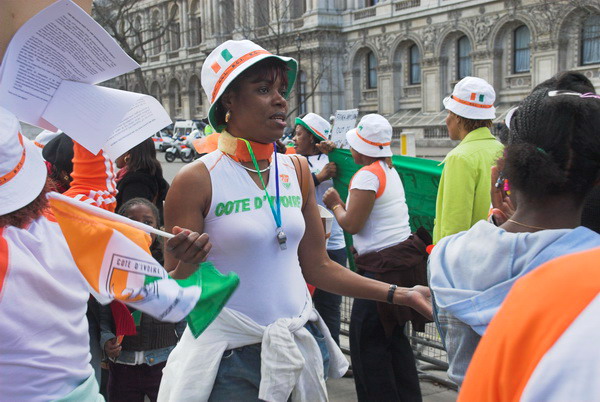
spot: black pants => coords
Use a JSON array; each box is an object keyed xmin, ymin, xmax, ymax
[
  {"xmin": 312, "ymin": 247, "xmax": 347, "ymax": 345},
  {"xmin": 107, "ymin": 361, "xmax": 166, "ymax": 402},
  {"xmin": 350, "ymin": 274, "xmax": 422, "ymax": 402}
]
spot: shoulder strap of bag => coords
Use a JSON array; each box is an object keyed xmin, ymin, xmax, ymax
[{"xmin": 290, "ymin": 154, "xmax": 310, "ymax": 210}]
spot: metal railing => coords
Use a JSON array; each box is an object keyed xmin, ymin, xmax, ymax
[{"xmin": 339, "ymin": 296, "xmax": 457, "ymax": 390}]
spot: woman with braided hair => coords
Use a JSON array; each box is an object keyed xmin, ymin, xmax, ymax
[{"xmin": 428, "ymin": 87, "xmax": 600, "ymax": 387}]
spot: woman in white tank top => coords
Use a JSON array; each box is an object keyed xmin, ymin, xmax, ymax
[
  {"xmin": 160, "ymin": 40, "xmax": 432, "ymax": 401},
  {"xmin": 323, "ymin": 114, "xmax": 428, "ymax": 401}
]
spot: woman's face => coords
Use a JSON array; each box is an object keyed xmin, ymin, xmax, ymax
[
  {"xmin": 115, "ymin": 153, "xmax": 128, "ymax": 169},
  {"xmin": 445, "ymin": 111, "xmax": 461, "ymax": 141},
  {"xmin": 124, "ymin": 203, "xmax": 158, "ymax": 242},
  {"xmin": 293, "ymin": 125, "xmax": 316, "ymax": 156},
  {"xmin": 350, "ymin": 147, "xmax": 364, "ymax": 165},
  {"xmin": 224, "ymin": 73, "xmax": 288, "ymax": 144}
]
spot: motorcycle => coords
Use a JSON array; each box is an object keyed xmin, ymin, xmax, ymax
[{"xmin": 165, "ymin": 138, "xmax": 195, "ymax": 163}]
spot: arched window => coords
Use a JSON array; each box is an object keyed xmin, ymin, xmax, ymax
[
  {"xmin": 189, "ymin": 75, "xmax": 203, "ymax": 117},
  {"xmin": 513, "ymin": 25, "xmax": 531, "ymax": 73},
  {"xmin": 367, "ymin": 51, "xmax": 377, "ymax": 89},
  {"xmin": 457, "ymin": 35, "xmax": 472, "ymax": 79},
  {"xmin": 291, "ymin": 0, "xmax": 306, "ymax": 19},
  {"xmin": 409, "ymin": 44, "xmax": 421, "ymax": 85},
  {"xmin": 582, "ymin": 15, "xmax": 600, "ymax": 65},
  {"xmin": 255, "ymin": 0, "xmax": 269, "ymax": 27},
  {"xmin": 150, "ymin": 82, "xmax": 162, "ymax": 103},
  {"xmin": 190, "ymin": 0, "xmax": 202, "ymax": 46},
  {"xmin": 298, "ymin": 71, "xmax": 307, "ymax": 115},
  {"xmin": 133, "ymin": 16, "xmax": 143, "ymax": 58},
  {"xmin": 169, "ymin": 5, "xmax": 181, "ymax": 51},
  {"xmin": 151, "ymin": 10, "xmax": 162, "ymax": 55},
  {"xmin": 169, "ymin": 79, "xmax": 182, "ymax": 114}
]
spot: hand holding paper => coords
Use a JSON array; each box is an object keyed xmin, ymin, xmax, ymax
[{"xmin": 0, "ymin": 0, "xmax": 171, "ymax": 158}]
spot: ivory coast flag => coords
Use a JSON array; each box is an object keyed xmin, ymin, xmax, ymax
[{"xmin": 47, "ymin": 192, "xmax": 239, "ymax": 337}]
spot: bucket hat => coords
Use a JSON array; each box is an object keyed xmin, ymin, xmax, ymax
[
  {"xmin": 443, "ymin": 76, "xmax": 496, "ymax": 120},
  {"xmin": 201, "ymin": 40, "xmax": 297, "ymax": 132},
  {"xmin": 295, "ymin": 113, "xmax": 330, "ymax": 142},
  {"xmin": 346, "ymin": 114, "xmax": 393, "ymax": 158},
  {"xmin": 0, "ymin": 107, "xmax": 48, "ymax": 215}
]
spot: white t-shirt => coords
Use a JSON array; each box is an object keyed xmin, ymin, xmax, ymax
[
  {"xmin": 348, "ymin": 161, "xmax": 411, "ymax": 255},
  {"xmin": 0, "ymin": 217, "xmax": 94, "ymax": 401},
  {"xmin": 307, "ymin": 154, "xmax": 345, "ymax": 251}
]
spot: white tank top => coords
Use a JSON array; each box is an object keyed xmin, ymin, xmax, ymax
[
  {"xmin": 201, "ymin": 150, "xmax": 309, "ymax": 326},
  {"xmin": 306, "ymin": 154, "xmax": 345, "ymax": 251},
  {"xmin": 348, "ymin": 161, "xmax": 411, "ymax": 255}
]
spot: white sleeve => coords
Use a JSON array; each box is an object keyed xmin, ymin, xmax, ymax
[{"xmin": 350, "ymin": 170, "xmax": 380, "ymax": 193}]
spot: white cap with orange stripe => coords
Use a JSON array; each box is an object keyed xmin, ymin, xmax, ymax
[
  {"xmin": 443, "ymin": 76, "xmax": 496, "ymax": 120},
  {"xmin": 295, "ymin": 113, "xmax": 330, "ymax": 142},
  {"xmin": 345, "ymin": 114, "xmax": 393, "ymax": 158},
  {"xmin": 201, "ymin": 40, "xmax": 297, "ymax": 132},
  {"xmin": 0, "ymin": 106, "xmax": 47, "ymax": 215}
]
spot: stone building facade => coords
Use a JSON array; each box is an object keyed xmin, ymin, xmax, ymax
[{"xmin": 109, "ymin": 0, "xmax": 600, "ymax": 139}]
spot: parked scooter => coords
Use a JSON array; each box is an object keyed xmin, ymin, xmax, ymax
[{"xmin": 165, "ymin": 137, "xmax": 195, "ymax": 163}]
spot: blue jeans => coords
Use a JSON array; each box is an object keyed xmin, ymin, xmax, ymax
[
  {"xmin": 432, "ymin": 298, "xmax": 481, "ymax": 388},
  {"xmin": 312, "ymin": 248, "xmax": 347, "ymax": 345},
  {"xmin": 208, "ymin": 322, "xmax": 330, "ymax": 401}
]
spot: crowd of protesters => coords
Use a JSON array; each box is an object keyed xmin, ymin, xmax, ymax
[{"xmin": 1, "ymin": 5, "xmax": 599, "ymax": 401}]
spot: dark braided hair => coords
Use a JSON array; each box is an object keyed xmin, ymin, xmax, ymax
[{"xmin": 505, "ymin": 88, "xmax": 600, "ymax": 201}]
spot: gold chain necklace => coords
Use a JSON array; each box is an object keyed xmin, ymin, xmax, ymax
[{"xmin": 507, "ymin": 219, "xmax": 548, "ymax": 231}]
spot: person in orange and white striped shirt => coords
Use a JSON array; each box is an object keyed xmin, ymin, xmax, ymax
[
  {"xmin": 459, "ymin": 247, "xmax": 600, "ymax": 402},
  {"xmin": 0, "ymin": 106, "xmax": 209, "ymax": 401}
]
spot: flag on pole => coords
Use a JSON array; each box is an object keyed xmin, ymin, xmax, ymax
[{"xmin": 47, "ymin": 192, "xmax": 239, "ymax": 337}]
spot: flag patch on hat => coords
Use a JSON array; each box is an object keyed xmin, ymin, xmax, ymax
[
  {"xmin": 479, "ymin": 94, "xmax": 485, "ymax": 102},
  {"xmin": 221, "ymin": 49, "xmax": 233, "ymax": 62},
  {"xmin": 470, "ymin": 93, "xmax": 476, "ymax": 101},
  {"xmin": 211, "ymin": 62, "xmax": 221, "ymax": 73}
]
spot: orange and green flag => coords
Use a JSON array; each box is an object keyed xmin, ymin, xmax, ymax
[{"xmin": 47, "ymin": 192, "xmax": 239, "ymax": 337}]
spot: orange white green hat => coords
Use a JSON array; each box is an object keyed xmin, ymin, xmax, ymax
[
  {"xmin": 346, "ymin": 114, "xmax": 393, "ymax": 158},
  {"xmin": 0, "ymin": 106, "xmax": 47, "ymax": 215},
  {"xmin": 443, "ymin": 76, "xmax": 496, "ymax": 120},
  {"xmin": 295, "ymin": 113, "xmax": 330, "ymax": 142},
  {"xmin": 201, "ymin": 40, "xmax": 297, "ymax": 132}
]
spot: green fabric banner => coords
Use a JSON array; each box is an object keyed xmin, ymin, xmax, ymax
[{"xmin": 328, "ymin": 149, "xmax": 442, "ymax": 269}]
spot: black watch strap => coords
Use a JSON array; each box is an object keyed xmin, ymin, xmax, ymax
[
  {"xmin": 387, "ymin": 284, "xmax": 398, "ymax": 304},
  {"xmin": 312, "ymin": 172, "xmax": 320, "ymax": 187}
]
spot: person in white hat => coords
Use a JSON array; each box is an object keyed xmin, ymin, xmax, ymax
[
  {"xmin": 322, "ymin": 114, "xmax": 429, "ymax": 401},
  {"xmin": 292, "ymin": 112, "xmax": 346, "ymax": 346},
  {"xmin": 0, "ymin": 106, "xmax": 208, "ymax": 401},
  {"xmin": 434, "ymin": 76, "xmax": 504, "ymax": 243},
  {"xmin": 159, "ymin": 41, "xmax": 432, "ymax": 401}
]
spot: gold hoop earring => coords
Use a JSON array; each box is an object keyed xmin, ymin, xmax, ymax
[
  {"xmin": 225, "ymin": 110, "xmax": 231, "ymax": 123},
  {"xmin": 124, "ymin": 155, "xmax": 130, "ymax": 163}
]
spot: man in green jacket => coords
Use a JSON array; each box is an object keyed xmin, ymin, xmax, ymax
[{"xmin": 433, "ymin": 77, "xmax": 504, "ymax": 243}]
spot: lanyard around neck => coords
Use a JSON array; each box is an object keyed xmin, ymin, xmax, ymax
[{"xmin": 239, "ymin": 139, "xmax": 282, "ymax": 228}]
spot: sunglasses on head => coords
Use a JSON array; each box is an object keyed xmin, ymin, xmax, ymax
[{"xmin": 505, "ymin": 90, "xmax": 600, "ymax": 129}]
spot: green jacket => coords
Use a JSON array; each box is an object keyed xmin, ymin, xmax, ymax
[{"xmin": 433, "ymin": 127, "xmax": 504, "ymax": 243}]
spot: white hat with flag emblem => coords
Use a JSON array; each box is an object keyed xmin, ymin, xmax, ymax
[
  {"xmin": 295, "ymin": 113, "xmax": 330, "ymax": 142},
  {"xmin": 201, "ymin": 40, "xmax": 297, "ymax": 132},
  {"xmin": 443, "ymin": 76, "xmax": 496, "ymax": 120},
  {"xmin": 0, "ymin": 106, "xmax": 48, "ymax": 215}
]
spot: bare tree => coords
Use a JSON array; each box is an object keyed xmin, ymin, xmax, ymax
[
  {"xmin": 236, "ymin": 0, "xmax": 331, "ymax": 118},
  {"xmin": 92, "ymin": 0, "xmax": 176, "ymax": 94}
]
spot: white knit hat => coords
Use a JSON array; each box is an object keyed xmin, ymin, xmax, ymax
[
  {"xmin": 443, "ymin": 76, "xmax": 496, "ymax": 120},
  {"xmin": 0, "ymin": 107, "xmax": 47, "ymax": 215},
  {"xmin": 346, "ymin": 114, "xmax": 393, "ymax": 158},
  {"xmin": 295, "ymin": 113, "xmax": 330, "ymax": 142},
  {"xmin": 201, "ymin": 40, "xmax": 297, "ymax": 132}
]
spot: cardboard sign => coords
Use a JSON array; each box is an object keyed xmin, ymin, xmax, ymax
[{"xmin": 330, "ymin": 109, "xmax": 358, "ymax": 149}]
